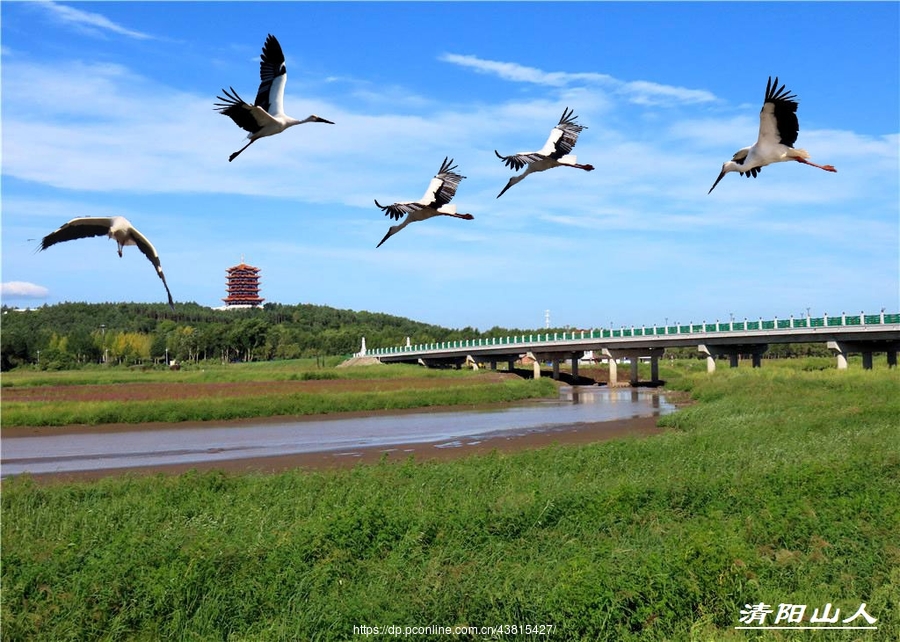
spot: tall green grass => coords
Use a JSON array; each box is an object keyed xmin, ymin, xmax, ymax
[
  {"xmin": 2, "ymin": 362, "xmax": 898, "ymax": 640},
  {"xmin": 1, "ymin": 377, "xmax": 557, "ymax": 427},
  {"xmin": 1, "ymin": 361, "xmax": 473, "ymax": 388}
]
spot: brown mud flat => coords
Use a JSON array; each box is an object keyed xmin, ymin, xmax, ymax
[
  {"xmin": 10, "ymin": 415, "xmax": 665, "ymax": 485},
  {"xmin": 1, "ymin": 372, "xmax": 518, "ymax": 403}
]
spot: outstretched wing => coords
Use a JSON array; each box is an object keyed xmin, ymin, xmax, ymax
[
  {"xmin": 374, "ymin": 199, "xmax": 425, "ymax": 222},
  {"xmin": 128, "ymin": 226, "xmax": 175, "ymax": 309},
  {"xmin": 430, "ymin": 157, "xmax": 465, "ymax": 207},
  {"xmin": 759, "ymin": 76, "xmax": 799, "ymax": 148},
  {"xmin": 255, "ymin": 34, "xmax": 287, "ymax": 116},
  {"xmin": 494, "ymin": 149, "xmax": 545, "ymax": 172},
  {"xmin": 546, "ymin": 107, "xmax": 587, "ymax": 159},
  {"xmin": 39, "ymin": 217, "xmax": 113, "ymax": 251},
  {"xmin": 214, "ymin": 87, "xmax": 264, "ymax": 134}
]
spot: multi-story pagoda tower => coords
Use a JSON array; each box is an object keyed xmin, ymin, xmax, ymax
[{"xmin": 222, "ymin": 258, "xmax": 264, "ymax": 308}]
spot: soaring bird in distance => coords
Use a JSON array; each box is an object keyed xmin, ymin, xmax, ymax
[
  {"xmin": 374, "ymin": 157, "xmax": 474, "ymax": 247},
  {"xmin": 494, "ymin": 107, "xmax": 594, "ymax": 198},
  {"xmin": 39, "ymin": 216, "xmax": 175, "ymax": 309},
  {"xmin": 215, "ymin": 34, "xmax": 334, "ymax": 162},
  {"xmin": 708, "ymin": 76, "xmax": 837, "ymax": 194}
]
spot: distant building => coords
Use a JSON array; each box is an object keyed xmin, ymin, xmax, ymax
[{"xmin": 222, "ymin": 259, "xmax": 264, "ymax": 309}]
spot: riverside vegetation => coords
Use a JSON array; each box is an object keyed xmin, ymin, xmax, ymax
[{"xmin": 1, "ymin": 358, "xmax": 898, "ymax": 640}]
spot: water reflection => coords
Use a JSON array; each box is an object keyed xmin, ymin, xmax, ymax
[{"xmin": 1, "ymin": 386, "xmax": 674, "ymax": 477}]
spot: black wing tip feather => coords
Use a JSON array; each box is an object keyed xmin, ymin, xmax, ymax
[
  {"xmin": 558, "ymin": 106, "xmax": 585, "ymax": 129},
  {"xmin": 262, "ymin": 34, "xmax": 284, "ymax": 60},
  {"xmin": 765, "ymin": 75, "xmax": 797, "ymax": 105},
  {"xmin": 213, "ymin": 86, "xmax": 247, "ymax": 111}
]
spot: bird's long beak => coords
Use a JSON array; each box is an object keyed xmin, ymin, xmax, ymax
[
  {"xmin": 376, "ymin": 229, "xmax": 394, "ymax": 248},
  {"xmin": 497, "ymin": 179, "xmax": 514, "ymax": 199},
  {"xmin": 708, "ymin": 170, "xmax": 727, "ymax": 194},
  {"xmin": 315, "ymin": 117, "xmax": 335, "ymax": 124}
]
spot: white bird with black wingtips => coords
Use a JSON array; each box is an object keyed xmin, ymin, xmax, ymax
[
  {"xmin": 374, "ymin": 157, "xmax": 474, "ymax": 247},
  {"xmin": 38, "ymin": 216, "xmax": 175, "ymax": 309},
  {"xmin": 708, "ymin": 76, "xmax": 837, "ymax": 194},
  {"xmin": 495, "ymin": 107, "xmax": 595, "ymax": 198},
  {"xmin": 215, "ymin": 34, "xmax": 334, "ymax": 162}
]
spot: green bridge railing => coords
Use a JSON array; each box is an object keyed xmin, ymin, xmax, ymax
[{"xmin": 370, "ymin": 312, "xmax": 900, "ymax": 357}]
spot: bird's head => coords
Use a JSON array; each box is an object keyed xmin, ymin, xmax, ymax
[{"xmin": 708, "ymin": 162, "xmax": 731, "ymax": 194}]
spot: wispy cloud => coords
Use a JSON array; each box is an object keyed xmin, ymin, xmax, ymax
[
  {"xmin": 37, "ymin": 1, "xmax": 154, "ymax": 40},
  {"xmin": 440, "ymin": 53, "xmax": 716, "ymax": 106},
  {"xmin": 1, "ymin": 281, "xmax": 49, "ymax": 299}
]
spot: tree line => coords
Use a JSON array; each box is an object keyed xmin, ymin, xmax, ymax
[
  {"xmin": 1, "ymin": 301, "xmax": 833, "ymax": 372},
  {"xmin": 0, "ymin": 302, "xmax": 549, "ymax": 371}
]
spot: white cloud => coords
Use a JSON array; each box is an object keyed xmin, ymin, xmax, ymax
[
  {"xmin": 439, "ymin": 53, "xmax": 716, "ymax": 106},
  {"xmin": 1, "ymin": 282, "xmax": 50, "ymax": 299},
  {"xmin": 37, "ymin": 1, "xmax": 153, "ymax": 40}
]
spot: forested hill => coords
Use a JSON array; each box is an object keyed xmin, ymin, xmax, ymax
[{"xmin": 0, "ymin": 302, "xmax": 535, "ymax": 370}]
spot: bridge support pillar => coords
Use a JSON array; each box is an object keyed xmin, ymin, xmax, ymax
[
  {"xmin": 698, "ymin": 345, "xmax": 716, "ymax": 373},
  {"xmin": 699, "ymin": 344, "xmax": 768, "ymax": 371},
  {"xmin": 526, "ymin": 352, "xmax": 541, "ymax": 379},
  {"xmin": 552, "ymin": 359, "xmax": 560, "ymax": 380},
  {"xmin": 826, "ymin": 341, "xmax": 900, "ymax": 370},
  {"xmin": 508, "ymin": 359, "xmax": 516, "ymax": 372},
  {"xmin": 603, "ymin": 348, "xmax": 665, "ymax": 386},
  {"xmin": 489, "ymin": 360, "xmax": 497, "ymax": 371},
  {"xmin": 571, "ymin": 357, "xmax": 579, "ymax": 380},
  {"xmin": 601, "ymin": 349, "xmax": 619, "ymax": 386}
]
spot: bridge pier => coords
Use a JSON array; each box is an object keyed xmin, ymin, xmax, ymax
[
  {"xmin": 602, "ymin": 348, "xmax": 664, "ymax": 386},
  {"xmin": 601, "ymin": 349, "xmax": 620, "ymax": 386},
  {"xmin": 827, "ymin": 340, "xmax": 900, "ymax": 370},
  {"xmin": 698, "ymin": 344, "xmax": 768, "ymax": 372}
]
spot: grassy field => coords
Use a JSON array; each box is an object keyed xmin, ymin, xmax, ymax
[
  {"xmin": 2, "ymin": 359, "xmax": 898, "ymax": 640},
  {"xmin": 0, "ymin": 362, "xmax": 558, "ymax": 427}
]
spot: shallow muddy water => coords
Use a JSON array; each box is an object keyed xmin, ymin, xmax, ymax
[{"xmin": 1, "ymin": 387, "xmax": 673, "ymax": 477}]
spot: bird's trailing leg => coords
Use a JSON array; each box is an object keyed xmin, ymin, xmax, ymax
[
  {"xmin": 229, "ymin": 139, "xmax": 256, "ymax": 162},
  {"xmin": 794, "ymin": 158, "xmax": 837, "ymax": 173}
]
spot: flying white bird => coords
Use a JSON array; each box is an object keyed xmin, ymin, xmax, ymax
[
  {"xmin": 495, "ymin": 107, "xmax": 594, "ymax": 198},
  {"xmin": 708, "ymin": 76, "xmax": 837, "ymax": 194},
  {"xmin": 374, "ymin": 157, "xmax": 474, "ymax": 247},
  {"xmin": 215, "ymin": 34, "xmax": 334, "ymax": 162},
  {"xmin": 38, "ymin": 216, "xmax": 175, "ymax": 309}
]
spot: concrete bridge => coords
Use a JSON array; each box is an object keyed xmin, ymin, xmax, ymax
[{"xmin": 362, "ymin": 311, "xmax": 900, "ymax": 386}]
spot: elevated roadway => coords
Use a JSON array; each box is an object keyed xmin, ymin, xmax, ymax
[{"xmin": 364, "ymin": 312, "xmax": 900, "ymax": 385}]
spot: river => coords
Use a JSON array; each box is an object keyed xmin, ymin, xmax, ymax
[{"xmin": 1, "ymin": 387, "xmax": 674, "ymax": 478}]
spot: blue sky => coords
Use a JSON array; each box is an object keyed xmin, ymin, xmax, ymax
[{"xmin": 2, "ymin": 1, "xmax": 898, "ymax": 334}]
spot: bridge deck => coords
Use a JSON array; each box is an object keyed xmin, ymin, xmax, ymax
[{"xmin": 369, "ymin": 313, "xmax": 900, "ymax": 364}]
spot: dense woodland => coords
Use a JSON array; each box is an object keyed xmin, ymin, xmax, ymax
[
  {"xmin": 0, "ymin": 302, "xmax": 549, "ymax": 371},
  {"xmin": 0, "ymin": 302, "xmax": 831, "ymax": 371}
]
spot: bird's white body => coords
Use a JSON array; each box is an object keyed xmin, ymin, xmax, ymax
[
  {"xmin": 708, "ymin": 77, "xmax": 835, "ymax": 193},
  {"xmin": 215, "ymin": 34, "xmax": 333, "ymax": 161},
  {"xmin": 375, "ymin": 157, "xmax": 473, "ymax": 247},
  {"xmin": 495, "ymin": 108, "xmax": 594, "ymax": 198},
  {"xmin": 38, "ymin": 216, "xmax": 175, "ymax": 309}
]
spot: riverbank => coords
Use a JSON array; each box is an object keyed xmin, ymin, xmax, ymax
[{"xmin": 3, "ymin": 362, "xmax": 898, "ymax": 640}]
